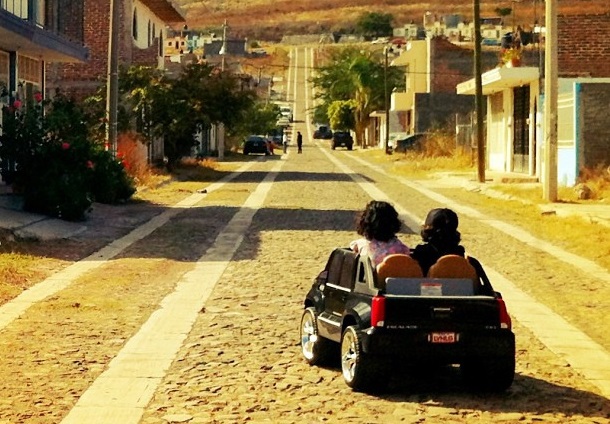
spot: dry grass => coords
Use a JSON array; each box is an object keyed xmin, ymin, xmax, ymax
[{"xmin": 176, "ymin": 0, "xmax": 610, "ymax": 41}]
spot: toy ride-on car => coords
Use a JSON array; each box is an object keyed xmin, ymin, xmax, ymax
[{"xmin": 300, "ymin": 249, "xmax": 515, "ymax": 393}]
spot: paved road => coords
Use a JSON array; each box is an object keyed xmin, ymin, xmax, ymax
[{"xmin": 1, "ymin": 48, "xmax": 609, "ymax": 424}]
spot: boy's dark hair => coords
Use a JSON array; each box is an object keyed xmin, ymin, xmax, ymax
[
  {"xmin": 420, "ymin": 208, "xmax": 461, "ymax": 246},
  {"xmin": 356, "ymin": 200, "xmax": 402, "ymax": 242}
]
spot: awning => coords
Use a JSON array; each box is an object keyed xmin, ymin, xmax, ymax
[{"xmin": 457, "ymin": 66, "xmax": 539, "ymax": 95}]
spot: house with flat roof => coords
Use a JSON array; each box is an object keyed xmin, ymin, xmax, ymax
[{"xmin": 457, "ymin": 13, "xmax": 610, "ymax": 186}]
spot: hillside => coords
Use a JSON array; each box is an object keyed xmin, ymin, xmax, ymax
[{"xmin": 174, "ymin": 0, "xmax": 610, "ymax": 41}]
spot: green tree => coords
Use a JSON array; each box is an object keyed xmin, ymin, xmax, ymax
[
  {"xmin": 355, "ymin": 12, "xmax": 394, "ymax": 39},
  {"xmin": 231, "ymin": 101, "xmax": 281, "ymax": 138},
  {"xmin": 495, "ymin": 7, "xmax": 512, "ymax": 19},
  {"xmin": 96, "ymin": 63, "xmax": 257, "ymax": 164},
  {"xmin": 311, "ymin": 47, "xmax": 404, "ymax": 147},
  {"xmin": 327, "ymin": 100, "xmax": 356, "ymax": 130}
]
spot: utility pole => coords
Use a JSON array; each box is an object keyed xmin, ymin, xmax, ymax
[
  {"xmin": 106, "ymin": 0, "xmax": 120, "ymax": 157},
  {"xmin": 218, "ymin": 19, "xmax": 228, "ymax": 161},
  {"xmin": 384, "ymin": 46, "xmax": 391, "ymax": 154},
  {"xmin": 543, "ymin": 0, "xmax": 558, "ymax": 201},
  {"xmin": 473, "ymin": 0, "xmax": 486, "ymax": 182}
]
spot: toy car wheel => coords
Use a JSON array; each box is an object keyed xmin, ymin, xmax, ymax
[
  {"xmin": 341, "ymin": 326, "xmax": 387, "ymax": 392},
  {"xmin": 243, "ymin": 150, "xmax": 249, "ymax": 155},
  {"xmin": 300, "ymin": 307, "xmax": 333, "ymax": 366},
  {"xmin": 461, "ymin": 355, "xmax": 515, "ymax": 392},
  {"xmin": 347, "ymin": 144, "xmax": 353, "ymax": 151}
]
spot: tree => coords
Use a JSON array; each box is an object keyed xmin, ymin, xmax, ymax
[
  {"xmin": 231, "ymin": 102, "xmax": 281, "ymax": 138},
  {"xmin": 91, "ymin": 63, "xmax": 257, "ymax": 165},
  {"xmin": 355, "ymin": 12, "xmax": 394, "ymax": 39},
  {"xmin": 495, "ymin": 7, "xmax": 512, "ymax": 20},
  {"xmin": 311, "ymin": 47, "xmax": 404, "ymax": 147}
]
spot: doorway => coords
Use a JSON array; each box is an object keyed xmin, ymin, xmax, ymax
[{"xmin": 512, "ymin": 85, "xmax": 530, "ymax": 173}]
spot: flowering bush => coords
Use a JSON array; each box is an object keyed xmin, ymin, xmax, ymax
[{"xmin": 0, "ymin": 94, "xmax": 135, "ymax": 221}]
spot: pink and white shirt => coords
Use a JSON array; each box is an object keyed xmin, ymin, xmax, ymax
[{"xmin": 350, "ymin": 237, "xmax": 411, "ymax": 266}]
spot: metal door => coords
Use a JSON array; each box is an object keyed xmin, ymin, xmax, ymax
[{"xmin": 512, "ymin": 85, "xmax": 530, "ymax": 173}]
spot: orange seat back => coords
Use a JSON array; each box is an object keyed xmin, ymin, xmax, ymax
[
  {"xmin": 427, "ymin": 254, "xmax": 478, "ymax": 280},
  {"xmin": 376, "ymin": 254, "xmax": 424, "ymax": 289}
]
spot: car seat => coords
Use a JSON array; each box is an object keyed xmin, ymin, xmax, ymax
[
  {"xmin": 427, "ymin": 254, "xmax": 479, "ymax": 292},
  {"xmin": 376, "ymin": 254, "xmax": 424, "ymax": 289}
]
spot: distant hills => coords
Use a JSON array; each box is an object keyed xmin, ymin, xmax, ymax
[{"xmin": 173, "ymin": 0, "xmax": 610, "ymax": 42}]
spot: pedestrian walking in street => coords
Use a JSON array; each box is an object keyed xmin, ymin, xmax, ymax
[
  {"xmin": 297, "ymin": 131, "xmax": 303, "ymax": 153},
  {"xmin": 349, "ymin": 200, "xmax": 410, "ymax": 266},
  {"xmin": 282, "ymin": 132, "xmax": 288, "ymax": 154}
]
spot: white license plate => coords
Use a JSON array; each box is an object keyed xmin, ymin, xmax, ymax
[{"xmin": 430, "ymin": 332, "xmax": 456, "ymax": 343}]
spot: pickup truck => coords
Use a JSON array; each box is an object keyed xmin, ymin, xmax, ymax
[{"xmin": 300, "ymin": 248, "xmax": 515, "ymax": 393}]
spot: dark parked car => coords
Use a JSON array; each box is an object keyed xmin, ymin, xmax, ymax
[
  {"xmin": 331, "ymin": 131, "xmax": 353, "ymax": 150},
  {"xmin": 392, "ymin": 133, "xmax": 428, "ymax": 153},
  {"xmin": 313, "ymin": 125, "xmax": 333, "ymax": 140},
  {"xmin": 300, "ymin": 248, "xmax": 515, "ymax": 393},
  {"xmin": 243, "ymin": 135, "xmax": 269, "ymax": 155}
]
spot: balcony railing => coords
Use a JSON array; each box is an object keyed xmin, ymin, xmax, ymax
[{"xmin": 1, "ymin": 0, "xmax": 84, "ymax": 44}]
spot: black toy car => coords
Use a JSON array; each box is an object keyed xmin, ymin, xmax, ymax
[
  {"xmin": 243, "ymin": 135, "xmax": 269, "ymax": 155},
  {"xmin": 331, "ymin": 131, "xmax": 353, "ymax": 150},
  {"xmin": 300, "ymin": 248, "xmax": 515, "ymax": 393}
]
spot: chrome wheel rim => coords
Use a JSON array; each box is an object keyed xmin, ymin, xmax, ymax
[
  {"xmin": 301, "ymin": 312, "xmax": 316, "ymax": 359},
  {"xmin": 341, "ymin": 330, "xmax": 357, "ymax": 382}
]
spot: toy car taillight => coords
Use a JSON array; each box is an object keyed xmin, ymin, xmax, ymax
[
  {"xmin": 497, "ymin": 298, "xmax": 512, "ymax": 330},
  {"xmin": 371, "ymin": 295, "xmax": 386, "ymax": 327}
]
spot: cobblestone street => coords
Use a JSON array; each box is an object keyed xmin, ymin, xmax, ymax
[{"xmin": 0, "ymin": 47, "xmax": 609, "ymax": 424}]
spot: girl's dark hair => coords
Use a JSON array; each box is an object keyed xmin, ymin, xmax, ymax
[
  {"xmin": 356, "ymin": 200, "xmax": 402, "ymax": 242},
  {"xmin": 420, "ymin": 208, "xmax": 461, "ymax": 246}
]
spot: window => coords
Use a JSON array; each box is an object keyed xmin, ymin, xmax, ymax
[
  {"xmin": 148, "ymin": 20, "xmax": 152, "ymax": 47},
  {"xmin": 132, "ymin": 8, "xmax": 138, "ymax": 40}
]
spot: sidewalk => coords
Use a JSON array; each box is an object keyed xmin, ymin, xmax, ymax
[
  {"xmin": 430, "ymin": 171, "xmax": 610, "ymax": 228},
  {"xmin": 0, "ymin": 192, "xmax": 87, "ymax": 241}
]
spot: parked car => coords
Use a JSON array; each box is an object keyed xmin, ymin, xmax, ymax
[
  {"xmin": 313, "ymin": 125, "xmax": 333, "ymax": 139},
  {"xmin": 392, "ymin": 133, "xmax": 428, "ymax": 153},
  {"xmin": 300, "ymin": 248, "xmax": 515, "ymax": 393},
  {"xmin": 331, "ymin": 131, "xmax": 353, "ymax": 150},
  {"xmin": 243, "ymin": 135, "xmax": 270, "ymax": 155},
  {"xmin": 279, "ymin": 106, "xmax": 293, "ymax": 122}
]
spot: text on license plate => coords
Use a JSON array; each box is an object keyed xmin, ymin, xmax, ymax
[{"xmin": 430, "ymin": 332, "xmax": 457, "ymax": 343}]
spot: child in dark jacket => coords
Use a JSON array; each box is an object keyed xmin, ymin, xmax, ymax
[{"xmin": 410, "ymin": 208, "xmax": 466, "ymax": 276}]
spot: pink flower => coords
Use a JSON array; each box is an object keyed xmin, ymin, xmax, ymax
[
  {"xmin": 13, "ymin": 99, "xmax": 22, "ymax": 109},
  {"xmin": 61, "ymin": 142, "xmax": 70, "ymax": 150},
  {"xmin": 86, "ymin": 160, "xmax": 94, "ymax": 169},
  {"xmin": 34, "ymin": 92, "xmax": 43, "ymax": 103}
]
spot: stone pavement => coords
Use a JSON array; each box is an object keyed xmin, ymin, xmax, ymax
[
  {"xmin": 1, "ymin": 148, "xmax": 609, "ymax": 423},
  {"xmin": 2, "ymin": 169, "xmax": 609, "ymax": 241}
]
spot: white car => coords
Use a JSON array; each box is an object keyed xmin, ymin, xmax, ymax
[{"xmin": 279, "ymin": 106, "xmax": 293, "ymax": 122}]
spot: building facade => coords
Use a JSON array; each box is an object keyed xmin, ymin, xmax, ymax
[
  {"xmin": 45, "ymin": 0, "xmax": 185, "ymax": 101},
  {"xmin": 0, "ymin": 0, "xmax": 88, "ymax": 105}
]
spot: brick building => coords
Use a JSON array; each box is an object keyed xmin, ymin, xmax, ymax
[
  {"xmin": 0, "ymin": 0, "xmax": 88, "ymax": 105},
  {"xmin": 558, "ymin": 13, "xmax": 610, "ymax": 78},
  {"xmin": 457, "ymin": 13, "xmax": 610, "ymax": 185},
  {"xmin": 46, "ymin": 0, "xmax": 185, "ymax": 101}
]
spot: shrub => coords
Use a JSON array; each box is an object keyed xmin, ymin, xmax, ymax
[{"xmin": 0, "ymin": 95, "xmax": 136, "ymax": 220}]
